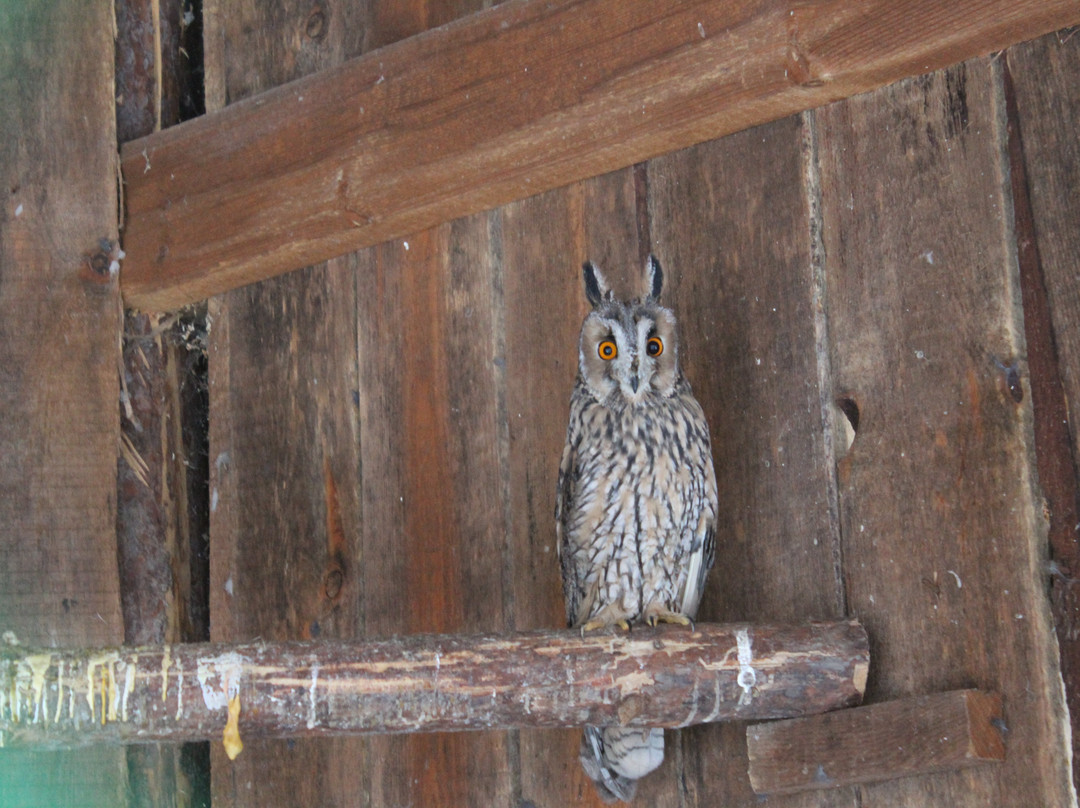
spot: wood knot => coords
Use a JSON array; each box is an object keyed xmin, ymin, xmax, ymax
[
  {"xmin": 305, "ymin": 5, "xmax": 328, "ymax": 40},
  {"xmin": 993, "ymin": 357, "xmax": 1023, "ymax": 404},
  {"xmin": 786, "ymin": 44, "xmax": 825, "ymax": 88},
  {"xmin": 80, "ymin": 238, "xmax": 122, "ymax": 286},
  {"xmin": 323, "ymin": 566, "xmax": 345, "ymax": 602}
]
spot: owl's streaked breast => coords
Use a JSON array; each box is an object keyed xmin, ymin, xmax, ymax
[{"xmin": 561, "ymin": 380, "xmax": 715, "ymax": 626}]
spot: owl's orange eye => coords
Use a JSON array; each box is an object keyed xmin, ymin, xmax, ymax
[
  {"xmin": 646, "ymin": 336, "xmax": 664, "ymax": 357},
  {"xmin": 598, "ymin": 340, "xmax": 617, "ymax": 361}
]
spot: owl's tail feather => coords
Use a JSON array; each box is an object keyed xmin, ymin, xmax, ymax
[{"xmin": 579, "ymin": 726, "xmax": 664, "ymax": 804}]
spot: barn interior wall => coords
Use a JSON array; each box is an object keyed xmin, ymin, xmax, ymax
[
  {"xmin": 197, "ymin": 4, "xmax": 1080, "ymax": 804},
  {"xmin": 1, "ymin": 2, "xmax": 1078, "ymax": 807}
]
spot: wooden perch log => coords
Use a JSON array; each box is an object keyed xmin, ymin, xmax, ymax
[
  {"xmin": 746, "ymin": 689, "xmax": 1005, "ymax": 795},
  {"xmin": 0, "ymin": 622, "xmax": 867, "ymax": 752},
  {"xmin": 118, "ymin": 0, "xmax": 1080, "ymax": 311}
]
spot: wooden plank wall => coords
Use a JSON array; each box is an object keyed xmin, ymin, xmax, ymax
[
  {"xmin": 816, "ymin": 59, "xmax": 1070, "ymax": 803},
  {"xmin": 200, "ymin": 5, "xmax": 1079, "ymax": 807},
  {"xmin": 202, "ymin": 4, "xmax": 369, "ymax": 805},
  {"xmin": 1008, "ymin": 31, "xmax": 1080, "ymax": 771},
  {"xmin": 0, "ymin": 2, "xmax": 128, "ymax": 806},
  {"xmin": 203, "ymin": 2, "xmax": 505, "ymax": 806}
]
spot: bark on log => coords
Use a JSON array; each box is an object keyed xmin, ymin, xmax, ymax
[{"xmin": 0, "ymin": 622, "xmax": 867, "ymax": 753}]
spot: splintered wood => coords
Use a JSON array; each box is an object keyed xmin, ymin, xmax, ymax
[
  {"xmin": 0, "ymin": 622, "xmax": 867, "ymax": 750},
  {"xmin": 747, "ymin": 690, "xmax": 1005, "ymax": 795}
]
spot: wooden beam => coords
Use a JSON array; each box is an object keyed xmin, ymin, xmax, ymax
[
  {"xmin": 118, "ymin": 0, "xmax": 1080, "ymax": 311},
  {"xmin": 1, "ymin": 621, "xmax": 867, "ymax": 752},
  {"xmin": 746, "ymin": 690, "xmax": 1006, "ymax": 795},
  {"xmin": 0, "ymin": 0, "xmax": 130, "ymax": 805}
]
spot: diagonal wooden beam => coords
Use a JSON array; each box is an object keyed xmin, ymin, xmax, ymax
[
  {"xmin": 0, "ymin": 622, "xmax": 867, "ymax": 753},
  {"xmin": 119, "ymin": 0, "xmax": 1080, "ymax": 311}
]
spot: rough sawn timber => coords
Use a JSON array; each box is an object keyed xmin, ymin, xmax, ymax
[
  {"xmin": 0, "ymin": 1, "xmax": 128, "ymax": 805},
  {"xmin": 817, "ymin": 55, "xmax": 1073, "ymax": 804},
  {"xmin": 201, "ymin": 2, "xmax": 506, "ymax": 807},
  {"xmin": 647, "ymin": 111, "xmax": 852, "ymax": 808},
  {"xmin": 1007, "ymin": 31, "xmax": 1080, "ymax": 795},
  {"xmin": 746, "ymin": 689, "xmax": 1005, "ymax": 795},
  {"xmin": 0, "ymin": 622, "xmax": 868, "ymax": 749},
  {"xmin": 118, "ymin": 0, "xmax": 1080, "ymax": 310}
]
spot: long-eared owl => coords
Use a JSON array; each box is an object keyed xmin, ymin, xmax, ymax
[{"xmin": 555, "ymin": 256, "xmax": 718, "ymax": 803}]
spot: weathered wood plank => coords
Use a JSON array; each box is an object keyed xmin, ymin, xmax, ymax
[
  {"xmin": 0, "ymin": 622, "xmax": 869, "ymax": 748},
  {"xmin": 115, "ymin": 0, "xmax": 210, "ymax": 651},
  {"xmin": 817, "ymin": 58, "xmax": 1073, "ymax": 805},
  {"xmin": 648, "ymin": 117, "xmax": 852, "ymax": 807},
  {"xmin": 0, "ymin": 1, "xmax": 126, "ymax": 805},
  {"xmin": 203, "ymin": 2, "xmax": 372, "ymax": 806},
  {"xmin": 348, "ymin": 5, "xmax": 505, "ymax": 804},
  {"xmin": 1008, "ymin": 36, "xmax": 1080, "ymax": 376},
  {"xmin": 207, "ymin": 263, "xmax": 364, "ymax": 646},
  {"xmin": 119, "ymin": 0, "xmax": 1080, "ymax": 311},
  {"xmin": 114, "ymin": 0, "xmax": 189, "ymax": 142},
  {"xmin": 747, "ymin": 690, "xmax": 1005, "ymax": 795},
  {"xmin": 116, "ymin": 312, "xmax": 186, "ymax": 647},
  {"xmin": 0, "ymin": 0, "xmax": 124, "ymax": 659},
  {"xmin": 206, "ymin": 2, "xmax": 510, "ymax": 805},
  {"xmin": 207, "ymin": 258, "xmax": 366, "ymax": 805},
  {"xmin": 501, "ymin": 170, "xmax": 659, "ymax": 807},
  {"xmin": 1006, "ymin": 31, "xmax": 1080, "ymax": 792},
  {"xmin": 357, "ymin": 217, "xmax": 514, "ymax": 807}
]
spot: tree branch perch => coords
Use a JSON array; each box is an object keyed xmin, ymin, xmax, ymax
[{"xmin": 0, "ymin": 622, "xmax": 866, "ymax": 754}]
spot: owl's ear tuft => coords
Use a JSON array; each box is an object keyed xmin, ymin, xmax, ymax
[
  {"xmin": 583, "ymin": 261, "xmax": 610, "ymax": 308},
  {"xmin": 645, "ymin": 256, "xmax": 664, "ymax": 301}
]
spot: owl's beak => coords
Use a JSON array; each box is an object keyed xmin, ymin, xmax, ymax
[{"xmin": 630, "ymin": 375, "xmax": 639, "ymax": 393}]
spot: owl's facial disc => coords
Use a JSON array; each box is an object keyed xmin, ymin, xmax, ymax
[
  {"xmin": 579, "ymin": 313, "xmax": 621, "ymax": 401},
  {"xmin": 579, "ymin": 301, "xmax": 678, "ymax": 405}
]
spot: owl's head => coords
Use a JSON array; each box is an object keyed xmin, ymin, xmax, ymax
[{"xmin": 577, "ymin": 256, "xmax": 680, "ymax": 406}]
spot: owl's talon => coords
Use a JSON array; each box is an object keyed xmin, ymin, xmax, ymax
[
  {"xmin": 643, "ymin": 608, "xmax": 693, "ymax": 629},
  {"xmin": 580, "ymin": 617, "xmax": 632, "ymax": 635},
  {"xmin": 579, "ymin": 601, "xmax": 635, "ymax": 634}
]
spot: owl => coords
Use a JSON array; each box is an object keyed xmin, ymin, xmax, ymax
[{"xmin": 556, "ymin": 256, "xmax": 718, "ymax": 803}]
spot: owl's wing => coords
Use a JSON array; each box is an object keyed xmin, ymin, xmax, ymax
[
  {"xmin": 556, "ymin": 386, "xmax": 593, "ymax": 629},
  {"xmin": 677, "ymin": 392, "xmax": 718, "ymax": 620},
  {"xmin": 555, "ymin": 406, "xmax": 579, "ymax": 627},
  {"xmin": 555, "ymin": 438, "xmax": 573, "ymax": 564},
  {"xmin": 679, "ymin": 522, "xmax": 714, "ymax": 619}
]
